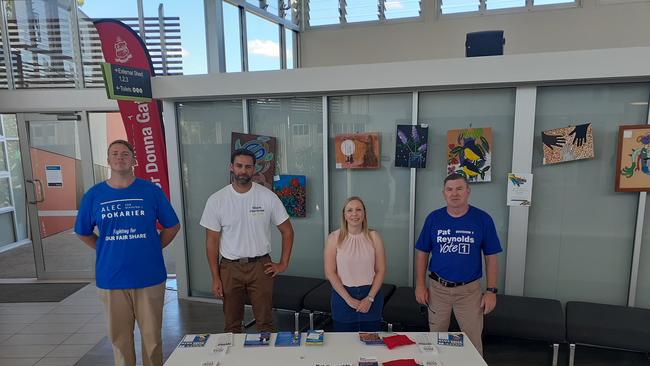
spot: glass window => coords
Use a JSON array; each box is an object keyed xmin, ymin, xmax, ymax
[
  {"xmin": 143, "ymin": 0, "xmax": 207, "ymax": 75},
  {"xmin": 2, "ymin": 114, "xmax": 18, "ymax": 138},
  {"xmin": 6, "ymin": 140, "xmax": 27, "ymax": 241},
  {"xmin": 637, "ymin": 197, "xmax": 650, "ymax": 309},
  {"xmin": 0, "ymin": 177, "xmax": 11, "ymax": 208},
  {"xmin": 486, "ymin": 0, "xmax": 525, "ymax": 9},
  {"xmin": 308, "ymin": 0, "xmax": 340, "ymax": 26},
  {"xmin": 534, "ymin": 0, "xmax": 574, "ymax": 4},
  {"xmin": 177, "ymin": 100, "xmax": 244, "ymax": 298},
  {"xmin": 329, "ymin": 94, "xmax": 412, "ymax": 285},
  {"xmin": 246, "ymin": 12, "xmax": 281, "ymax": 71},
  {"xmin": 0, "ymin": 142, "xmax": 6, "ymax": 171},
  {"xmin": 441, "ymin": 0, "xmax": 480, "ymax": 13},
  {"xmin": 417, "ymin": 89, "xmax": 516, "ymax": 291},
  {"xmin": 525, "ymin": 83, "xmax": 650, "ymax": 305},
  {"xmin": 224, "ymin": 1, "xmax": 243, "ymax": 73},
  {"xmin": 0, "ymin": 212, "xmax": 16, "ymax": 246},
  {"xmin": 6, "ymin": 0, "xmax": 79, "ymax": 88},
  {"xmin": 346, "ymin": 0, "xmax": 379, "ymax": 23},
  {"xmin": 385, "ymin": 0, "xmax": 421, "ymax": 19},
  {"xmin": 249, "ymin": 98, "xmax": 324, "ymax": 277},
  {"xmin": 285, "ymin": 28, "xmax": 294, "ymax": 69}
]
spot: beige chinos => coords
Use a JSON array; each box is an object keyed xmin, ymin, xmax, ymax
[{"xmin": 98, "ymin": 282, "xmax": 166, "ymax": 366}]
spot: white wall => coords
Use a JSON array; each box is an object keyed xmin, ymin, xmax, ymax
[{"xmin": 300, "ymin": 0, "xmax": 650, "ymax": 67}]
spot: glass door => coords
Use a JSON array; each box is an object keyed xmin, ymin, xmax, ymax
[{"xmin": 17, "ymin": 113, "xmax": 95, "ymax": 279}]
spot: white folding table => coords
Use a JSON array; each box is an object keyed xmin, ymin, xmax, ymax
[{"xmin": 164, "ymin": 332, "xmax": 487, "ymax": 366}]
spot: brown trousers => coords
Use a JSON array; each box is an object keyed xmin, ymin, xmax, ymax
[
  {"xmin": 427, "ymin": 279, "xmax": 484, "ymax": 356},
  {"xmin": 98, "ymin": 282, "xmax": 165, "ymax": 366},
  {"xmin": 220, "ymin": 255, "xmax": 275, "ymax": 333}
]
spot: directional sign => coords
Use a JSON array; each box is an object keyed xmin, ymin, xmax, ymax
[{"xmin": 101, "ymin": 62, "xmax": 152, "ymax": 102}]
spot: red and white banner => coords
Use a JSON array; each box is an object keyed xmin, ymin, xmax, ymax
[{"xmin": 94, "ymin": 19, "xmax": 170, "ymax": 199}]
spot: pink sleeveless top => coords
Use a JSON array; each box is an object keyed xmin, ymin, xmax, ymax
[{"xmin": 336, "ymin": 231, "xmax": 376, "ymax": 287}]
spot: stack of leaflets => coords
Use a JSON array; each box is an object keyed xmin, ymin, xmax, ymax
[
  {"xmin": 436, "ymin": 333, "xmax": 464, "ymax": 347},
  {"xmin": 244, "ymin": 332, "xmax": 271, "ymax": 347},
  {"xmin": 305, "ymin": 329, "xmax": 325, "ymax": 345},
  {"xmin": 359, "ymin": 332, "xmax": 384, "ymax": 345},
  {"xmin": 358, "ymin": 356, "xmax": 379, "ymax": 366},
  {"xmin": 275, "ymin": 331, "xmax": 301, "ymax": 347},
  {"xmin": 178, "ymin": 333, "xmax": 210, "ymax": 348},
  {"xmin": 212, "ymin": 333, "xmax": 233, "ymax": 355},
  {"xmin": 414, "ymin": 333, "xmax": 438, "ymax": 354},
  {"xmin": 423, "ymin": 361, "xmax": 444, "ymax": 366}
]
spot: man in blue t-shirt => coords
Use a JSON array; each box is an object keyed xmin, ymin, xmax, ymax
[
  {"xmin": 415, "ymin": 173, "xmax": 502, "ymax": 356},
  {"xmin": 75, "ymin": 140, "xmax": 180, "ymax": 366}
]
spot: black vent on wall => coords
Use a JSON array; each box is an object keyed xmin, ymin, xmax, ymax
[{"xmin": 466, "ymin": 31, "xmax": 505, "ymax": 57}]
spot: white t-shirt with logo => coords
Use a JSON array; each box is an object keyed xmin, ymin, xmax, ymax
[{"xmin": 200, "ymin": 182, "xmax": 289, "ymax": 260}]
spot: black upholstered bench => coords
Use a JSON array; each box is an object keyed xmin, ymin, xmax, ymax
[
  {"xmin": 566, "ymin": 301, "xmax": 650, "ymax": 366},
  {"xmin": 484, "ymin": 294, "xmax": 565, "ymax": 366},
  {"xmin": 244, "ymin": 275, "xmax": 325, "ymax": 329},
  {"xmin": 302, "ymin": 281, "xmax": 396, "ymax": 329},
  {"xmin": 383, "ymin": 286, "xmax": 428, "ymax": 330}
]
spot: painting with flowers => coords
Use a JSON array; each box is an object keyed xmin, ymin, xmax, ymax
[
  {"xmin": 395, "ymin": 125, "xmax": 429, "ymax": 168},
  {"xmin": 273, "ymin": 175, "xmax": 306, "ymax": 217},
  {"xmin": 447, "ymin": 127, "xmax": 492, "ymax": 183}
]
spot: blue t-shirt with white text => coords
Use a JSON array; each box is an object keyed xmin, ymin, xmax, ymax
[
  {"xmin": 415, "ymin": 206, "xmax": 502, "ymax": 283},
  {"xmin": 74, "ymin": 178, "xmax": 179, "ymax": 289}
]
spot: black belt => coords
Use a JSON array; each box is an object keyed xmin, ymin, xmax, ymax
[
  {"xmin": 429, "ymin": 272, "xmax": 477, "ymax": 288},
  {"xmin": 221, "ymin": 254, "xmax": 269, "ymax": 264}
]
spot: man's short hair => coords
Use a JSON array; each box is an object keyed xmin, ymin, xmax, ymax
[
  {"xmin": 108, "ymin": 139, "xmax": 134, "ymax": 156},
  {"xmin": 231, "ymin": 148, "xmax": 256, "ymax": 164},
  {"xmin": 444, "ymin": 173, "xmax": 469, "ymax": 186}
]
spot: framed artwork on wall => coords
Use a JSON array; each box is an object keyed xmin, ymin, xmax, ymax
[
  {"xmin": 616, "ymin": 124, "xmax": 650, "ymax": 192},
  {"xmin": 541, "ymin": 123, "xmax": 594, "ymax": 165},
  {"xmin": 447, "ymin": 127, "xmax": 492, "ymax": 182},
  {"xmin": 231, "ymin": 132, "xmax": 277, "ymax": 189},
  {"xmin": 334, "ymin": 133, "xmax": 380, "ymax": 169}
]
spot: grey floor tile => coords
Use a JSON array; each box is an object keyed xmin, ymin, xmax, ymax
[
  {"xmin": 49, "ymin": 306, "xmax": 102, "ymax": 315},
  {"xmin": 18, "ymin": 323, "xmax": 84, "ymax": 335},
  {"xmin": 0, "ymin": 344, "xmax": 56, "ymax": 357},
  {"xmin": 36, "ymin": 313, "xmax": 95, "ymax": 324},
  {"xmin": 2, "ymin": 333, "xmax": 71, "ymax": 345},
  {"xmin": 0, "ymin": 359, "xmax": 40, "ymax": 366},
  {"xmin": 62, "ymin": 332, "xmax": 105, "ymax": 345},
  {"xmin": 0, "ymin": 306, "xmax": 56, "ymax": 315},
  {"xmin": 76, "ymin": 323, "xmax": 106, "ymax": 333},
  {"xmin": 45, "ymin": 344, "xmax": 94, "ymax": 358},
  {"xmin": 0, "ymin": 323, "xmax": 29, "ymax": 335},
  {"xmin": 59, "ymin": 297, "xmax": 101, "ymax": 306},
  {"xmin": 0, "ymin": 314, "xmax": 46, "ymax": 324},
  {"xmin": 86, "ymin": 313, "xmax": 107, "ymax": 324},
  {"xmin": 0, "ymin": 333, "xmax": 11, "ymax": 342},
  {"xmin": 33, "ymin": 358, "xmax": 80, "ymax": 366}
]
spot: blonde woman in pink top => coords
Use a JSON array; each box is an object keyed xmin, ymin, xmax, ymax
[{"xmin": 324, "ymin": 196, "xmax": 387, "ymax": 331}]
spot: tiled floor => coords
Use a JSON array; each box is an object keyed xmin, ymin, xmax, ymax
[{"xmin": 0, "ymin": 284, "xmax": 105, "ymax": 366}]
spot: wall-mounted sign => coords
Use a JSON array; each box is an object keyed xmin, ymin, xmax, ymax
[
  {"xmin": 45, "ymin": 165, "xmax": 63, "ymax": 187},
  {"xmin": 101, "ymin": 62, "xmax": 152, "ymax": 102}
]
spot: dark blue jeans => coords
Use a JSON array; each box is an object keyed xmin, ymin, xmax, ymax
[{"xmin": 330, "ymin": 285, "xmax": 383, "ymax": 332}]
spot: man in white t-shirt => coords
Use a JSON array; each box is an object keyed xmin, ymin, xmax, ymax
[{"xmin": 201, "ymin": 149, "xmax": 294, "ymax": 333}]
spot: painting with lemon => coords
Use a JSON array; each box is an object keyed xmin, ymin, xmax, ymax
[{"xmin": 447, "ymin": 127, "xmax": 493, "ymax": 183}]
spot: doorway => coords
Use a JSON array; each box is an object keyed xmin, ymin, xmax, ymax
[{"xmin": 16, "ymin": 112, "xmax": 95, "ymax": 279}]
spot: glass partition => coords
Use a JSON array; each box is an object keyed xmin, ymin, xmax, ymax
[
  {"xmin": 525, "ymin": 83, "xmax": 650, "ymax": 305},
  {"xmin": 249, "ymin": 97, "xmax": 324, "ymax": 278},
  {"xmin": 329, "ymin": 94, "xmax": 412, "ymax": 286},
  {"xmin": 417, "ymin": 89, "xmax": 516, "ymax": 291},
  {"xmin": 177, "ymin": 100, "xmax": 244, "ymax": 297}
]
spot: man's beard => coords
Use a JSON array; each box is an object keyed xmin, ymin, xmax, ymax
[{"xmin": 234, "ymin": 174, "xmax": 252, "ymax": 185}]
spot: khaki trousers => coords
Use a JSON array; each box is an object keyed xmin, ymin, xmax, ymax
[
  {"xmin": 426, "ymin": 279, "xmax": 484, "ymax": 356},
  {"xmin": 98, "ymin": 282, "xmax": 165, "ymax": 366},
  {"xmin": 220, "ymin": 255, "xmax": 275, "ymax": 333}
]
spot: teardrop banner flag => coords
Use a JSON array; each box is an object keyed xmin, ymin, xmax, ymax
[{"xmin": 94, "ymin": 19, "xmax": 170, "ymax": 199}]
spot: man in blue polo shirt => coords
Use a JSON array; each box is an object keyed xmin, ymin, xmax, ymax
[
  {"xmin": 415, "ymin": 173, "xmax": 502, "ymax": 356},
  {"xmin": 75, "ymin": 140, "xmax": 180, "ymax": 366}
]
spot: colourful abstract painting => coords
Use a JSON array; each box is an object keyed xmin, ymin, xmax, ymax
[
  {"xmin": 273, "ymin": 175, "xmax": 306, "ymax": 217},
  {"xmin": 231, "ymin": 132, "xmax": 277, "ymax": 189},
  {"xmin": 395, "ymin": 125, "xmax": 429, "ymax": 168},
  {"xmin": 335, "ymin": 133, "xmax": 380, "ymax": 169},
  {"xmin": 447, "ymin": 128, "xmax": 492, "ymax": 182},
  {"xmin": 616, "ymin": 125, "xmax": 650, "ymax": 192},
  {"xmin": 541, "ymin": 123, "xmax": 594, "ymax": 165}
]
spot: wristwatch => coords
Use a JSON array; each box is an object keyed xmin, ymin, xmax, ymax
[
  {"xmin": 367, "ymin": 295, "xmax": 375, "ymax": 303},
  {"xmin": 485, "ymin": 287, "xmax": 498, "ymax": 294}
]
